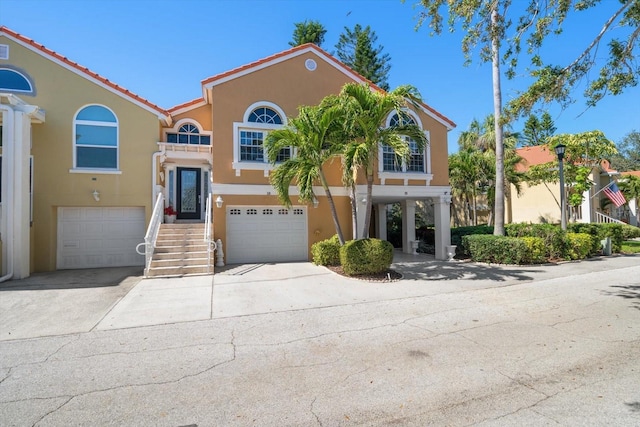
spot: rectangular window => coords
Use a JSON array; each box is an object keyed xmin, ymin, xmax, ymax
[
  {"xmin": 407, "ymin": 141, "xmax": 424, "ymax": 172},
  {"xmin": 77, "ymin": 147, "xmax": 117, "ymax": 169},
  {"xmin": 382, "ymin": 144, "xmax": 401, "ymax": 172},
  {"xmin": 240, "ymin": 130, "xmax": 264, "ymax": 162}
]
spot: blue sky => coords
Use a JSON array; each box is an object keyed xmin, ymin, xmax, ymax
[{"xmin": 1, "ymin": 0, "xmax": 638, "ymax": 153}]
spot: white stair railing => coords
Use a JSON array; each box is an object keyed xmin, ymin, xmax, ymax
[
  {"xmin": 136, "ymin": 192, "xmax": 165, "ymax": 277},
  {"xmin": 204, "ymin": 192, "xmax": 216, "ymax": 274},
  {"xmin": 594, "ymin": 211, "xmax": 625, "ymax": 225}
]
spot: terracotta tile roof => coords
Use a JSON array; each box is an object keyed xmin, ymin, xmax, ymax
[
  {"xmin": 0, "ymin": 26, "xmax": 169, "ymax": 118},
  {"xmin": 168, "ymin": 97, "xmax": 205, "ymax": 114},
  {"xmin": 515, "ymin": 145, "xmax": 556, "ymax": 172},
  {"xmin": 200, "ymin": 43, "xmax": 456, "ymax": 129},
  {"xmin": 622, "ymin": 170, "xmax": 640, "ymax": 177}
]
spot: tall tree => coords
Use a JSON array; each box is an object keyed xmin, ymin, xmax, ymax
[
  {"xmin": 264, "ymin": 104, "xmax": 347, "ymax": 244},
  {"xmin": 415, "ymin": 0, "xmax": 640, "ymax": 232},
  {"xmin": 335, "ymin": 24, "xmax": 392, "ymax": 90},
  {"xmin": 289, "ymin": 20, "xmax": 327, "ymax": 47},
  {"xmin": 416, "ymin": 1, "xmax": 509, "ymax": 235},
  {"xmin": 521, "ymin": 112, "xmax": 557, "ymax": 146},
  {"xmin": 338, "ymin": 83, "xmax": 428, "ymax": 238},
  {"xmin": 610, "ymin": 130, "xmax": 640, "ymax": 171}
]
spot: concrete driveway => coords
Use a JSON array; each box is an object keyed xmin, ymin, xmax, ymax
[
  {"xmin": 2, "ymin": 253, "xmax": 639, "ymax": 341},
  {"xmin": 1, "ymin": 254, "xmax": 640, "ymax": 426}
]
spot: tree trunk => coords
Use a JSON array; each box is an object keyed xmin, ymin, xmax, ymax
[
  {"xmin": 319, "ymin": 170, "xmax": 345, "ymax": 245},
  {"xmin": 491, "ymin": 7, "xmax": 505, "ymax": 236},
  {"xmin": 349, "ymin": 183, "xmax": 358, "ymax": 240},
  {"xmin": 361, "ymin": 170, "xmax": 374, "ymax": 238}
]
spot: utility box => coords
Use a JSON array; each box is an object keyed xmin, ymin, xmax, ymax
[{"xmin": 601, "ymin": 237, "xmax": 612, "ymax": 256}]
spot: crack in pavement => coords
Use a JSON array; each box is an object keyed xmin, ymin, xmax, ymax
[
  {"xmin": 310, "ymin": 397, "xmax": 322, "ymax": 426},
  {"xmin": 32, "ymin": 396, "xmax": 73, "ymax": 427}
]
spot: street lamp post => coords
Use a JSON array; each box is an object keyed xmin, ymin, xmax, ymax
[{"xmin": 555, "ymin": 144, "xmax": 567, "ymax": 230}]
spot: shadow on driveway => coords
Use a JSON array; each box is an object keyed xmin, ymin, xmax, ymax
[{"xmin": 0, "ymin": 266, "xmax": 143, "ymax": 291}]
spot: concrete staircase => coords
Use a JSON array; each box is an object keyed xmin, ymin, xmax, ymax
[{"xmin": 147, "ymin": 223, "xmax": 213, "ymax": 277}]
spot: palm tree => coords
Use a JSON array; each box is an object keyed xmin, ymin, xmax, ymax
[
  {"xmin": 264, "ymin": 104, "xmax": 347, "ymax": 244},
  {"xmin": 449, "ymin": 149, "xmax": 483, "ymax": 226},
  {"xmin": 619, "ymin": 175, "xmax": 640, "ymax": 221},
  {"xmin": 338, "ymin": 83, "xmax": 428, "ymax": 238}
]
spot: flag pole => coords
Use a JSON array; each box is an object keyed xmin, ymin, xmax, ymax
[{"xmin": 590, "ymin": 180, "xmax": 616, "ymax": 199}]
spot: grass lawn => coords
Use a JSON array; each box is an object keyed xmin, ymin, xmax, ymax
[{"xmin": 621, "ymin": 240, "xmax": 640, "ymax": 254}]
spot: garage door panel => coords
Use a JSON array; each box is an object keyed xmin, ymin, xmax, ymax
[
  {"xmin": 226, "ymin": 205, "xmax": 308, "ymax": 264},
  {"xmin": 57, "ymin": 207, "xmax": 145, "ymax": 269}
]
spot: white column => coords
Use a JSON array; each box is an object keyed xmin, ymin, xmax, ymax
[
  {"xmin": 375, "ymin": 203, "xmax": 387, "ymax": 241},
  {"xmin": 434, "ymin": 194, "xmax": 452, "ymax": 260},
  {"xmin": 629, "ymin": 199, "xmax": 638, "ymax": 226},
  {"xmin": 356, "ymin": 193, "xmax": 368, "ymax": 239},
  {"xmin": 580, "ymin": 188, "xmax": 591, "ymax": 223},
  {"xmin": 12, "ymin": 111, "xmax": 32, "ymax": 279},
  {"xmin": 401, "ymin": 199, "xmax": 416, "ymax": 254}
]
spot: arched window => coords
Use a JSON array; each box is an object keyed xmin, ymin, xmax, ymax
[
  {"xmin": 167, "ymin": 122, "xmax": 211, "ymax": 145},
  {"xmin": 234, "ymin": 103, "xmax": 288, "ymax": 173},
  {"xmin": 0, "ymin": 68, "xmax": 34, "ymax": 93},
  {"xmin": 382, "ymin": 112, "xmax": 425, "ymax": 173},
  {"xmin": 74, "ymin": 105, "xmax": 118, "ymax": 170}
]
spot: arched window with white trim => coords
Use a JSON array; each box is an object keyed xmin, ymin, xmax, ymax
[
  {"xmin": 0, "ymin": 67, "xmax": 34, "ymax": 94},
  {"xmin": 232, "ymin": 102, "xmax": 288, "ymax": 176},
  {"xmin": 166, "ymin": 122, "xmax": 211, "ymax": 145},
  {"xmin": 73, "ymin": 105, "xmax": 118, "ymax": 170}
]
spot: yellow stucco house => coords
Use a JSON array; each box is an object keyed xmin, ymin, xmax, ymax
[{"xmin": 0, "ymin": 26, "xmax": 456, "ymax": 279}]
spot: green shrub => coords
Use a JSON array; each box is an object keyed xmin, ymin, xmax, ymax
[
  {"xmin": 520, "ymin": 237, "xmax": 547, "ymax": 264},
  {"xmin": 339, "ymin": 238, "xmax": 393, "ymax": 275},
  {"xmin": 462, "ymin": 234, "xmax": 531, "ymax": 264},
  {"xmin": 599, "ymin": 223, "xmax": 624, "ymax": 253},
  {"xmin": 565, "ymin": 233, "xmax": 593, "ymax": 260},
  {"xmin": 505, "ymin": 223, "xmax": 567, "ymax": 259},
  {"xmin": 451, "ymin": 225, "xmax": 493, "ymax": 255},
  {"xmin": 566, "ymin": 223, "xmax": 603, "ymax": 255},
  {"xmin": 621, "ymin": 224, "xmax": 640, "ymax": 240},
  {"xmin": 311, "ymin": 234, "xmax": 341, "ymax": 266}
]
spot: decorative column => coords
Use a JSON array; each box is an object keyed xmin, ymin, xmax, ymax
[
  {"xmin": 433, "ymin": 194, "xmax": 452, "ymax": 260},
  {"xmin": 401, "ymin": 199, "xmax": 416, "ymax": 254},
  {"xmin": 375, "ymin": 203, "xmax": 387, "ymax": 241}
]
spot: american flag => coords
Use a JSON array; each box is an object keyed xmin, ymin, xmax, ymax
[{"xmin": 603, "ymin": 182, "xmax": 626, "ymax": 207}]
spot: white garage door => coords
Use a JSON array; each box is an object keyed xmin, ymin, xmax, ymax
[
  {"xmin": 226, "ymin": 206, "xmax": 308, "ymax": 264},
  {"xmin": 57, "ymin": 207, "xmax": 146, "ymax": 269}
]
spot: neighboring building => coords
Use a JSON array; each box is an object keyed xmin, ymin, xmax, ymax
[
  {"xmin": 509, "ymin": 145, "xmax": 635, "ymax": 226},
  {"xmin": 0, "ymin": 26, "xmax": 456, "ymax": 279}
]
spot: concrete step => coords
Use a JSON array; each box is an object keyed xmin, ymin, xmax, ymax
[
  {"xmin": 156, "ymin": 234, "xmax": 206, "ymax": 242},
  {"xmin": 150, "ymin": 257, "xmax": 211, "ymax": 268},
  {"xmin": 152, "ymin": 250, "xmax": 210, "ymax": 260},
  {"xmin": 160, "ymin": 223, "xmax": 206, "ymax": 230},
  {"xmin": 146, "ymin": 264, "xmax": 212, "ymax": 277}
]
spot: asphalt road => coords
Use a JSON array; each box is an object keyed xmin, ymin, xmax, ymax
[{"xmin": 1, "ymin": 256, "xmax": 639, "ymax": 426}]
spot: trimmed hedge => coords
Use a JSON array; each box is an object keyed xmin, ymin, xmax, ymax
[
  {"xmin": 311, "ymin": 235, "xmax": 341, "ymax": 266},
  {"xmin": 451, "ymin": 225, "xmax": 493, "ymax": 255},
  {"xmin": 566, "ymin": 223, "xmax": 602, "ymax": 255},
  {"xmin": 463, "ymin": 234, "xmax": 531, "ymax": 264},
  {"xmin": 622, "ymin": 224, "xmax": 640, "ymax": 240},
  {"xmin": 565, "ymin": 233, "xmax": 593, "ymax": 260},
  {"xmin": 505, "ymin": 223, "xmax": 567, "ymax": 259},
  {"xmin": 520, "ymin": 236, "xmax": 547, "ymax": 264},
  {"xmin": 339, "ymin": 238, "xmax": 393, "ymax": 275},
  {"xmin": 567, "ymin": 223, "xmax": 624, "ymax": 253}
]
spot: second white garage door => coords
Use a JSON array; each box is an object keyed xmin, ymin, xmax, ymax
[
  {"xmin": 57, "ymin": 207, "xmax": 146, "ymax": 269},
  {"xmin": 225, "ymin": 206, "xmax": 308, "ymax": 264}
]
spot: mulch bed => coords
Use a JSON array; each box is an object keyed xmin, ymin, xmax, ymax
[{"xmin": 326, "ymin": 266, "xmax": 403, "ymax": 282}]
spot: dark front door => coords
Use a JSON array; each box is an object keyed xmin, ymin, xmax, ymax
[{"xmin": 177, "ymin": 167, "xmax": 201, "ymax": 220}]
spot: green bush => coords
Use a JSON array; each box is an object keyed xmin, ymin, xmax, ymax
[
  {"xmin": 339, "ymin": 238, "xmax": 393, "ymax": 275},
  {"xmin": 462, "ymin": 234, "xmax": 531, "ymax": 264},
  {"xmin": 311, "ymin": 235, "xmax": 341, "ymax": 266},
  {"xmin": 520, "ymin": 237, "xmax": 547, "ymax": 264},
  {"xmin": 505, "ymin": 223, "xmax": 567, "ymax": 259},
  {"xmin": 566, "ymin": 223, "xmax": 603, "ymax": 255},
  {"xmin": 599, "ymin": 223, "xmax": 624, "ymax": 253},
  {"xmin": 621, "ymin": 224, "xmax": 640, "ymax": 240},
  {"xmin": 451, "ymin": 225, "xmax": 493, "ymax": 255},
  {"xmin": 565, "ymin": 233, "xmax": 593, "ymax": 260}
]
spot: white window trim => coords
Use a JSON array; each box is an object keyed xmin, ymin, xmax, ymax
[
  {"xmin": 162, "ymin": 118, "xmax": 212, "ymax": 143},
  {"xmin": 379, "ymin": 110, "xmax": 432, "ymax": 185},
  {"xmin": 71, "ymin": 104, "xmax": 120, "ymax": 172},
  {"xmin": 0, "ymin": 67, "xmax": 34, "ymax": 93},
  {"xmin": 233, "ymin": 102, "xmax": 288, "ymax": 177}
]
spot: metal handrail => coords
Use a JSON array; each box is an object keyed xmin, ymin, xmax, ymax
[
  {"xmin": 594, "ymin": 211, "xmax": 625, "ymax": 224},
  {"xmin": 136, "ymin": 192, "xmax": 164, "ymax": 276},
  {"xmin": 204, "ymin": 192, "xmax": 216, "ymax": 274}
]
